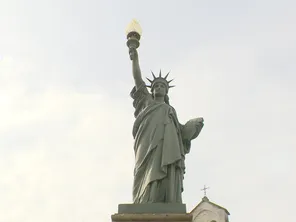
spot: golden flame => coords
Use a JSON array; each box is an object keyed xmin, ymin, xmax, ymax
[{"xmin": 125, "ymin": 19, "xmax": 142, "ymax": 36}]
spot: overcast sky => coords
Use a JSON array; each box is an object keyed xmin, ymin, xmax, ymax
[{"xmin": 0, "ymin": 0, "xmax": 295, "ymax": 221}]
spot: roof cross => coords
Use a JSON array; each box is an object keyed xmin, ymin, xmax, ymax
[{"xmin": 201, "ymin": 185, "xmax": 210, "ymax": 196}]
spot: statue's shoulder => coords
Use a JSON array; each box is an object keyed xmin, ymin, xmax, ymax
[{"xmin": 130, "ymin": 81, "xmax": 151, "ymax": 99}]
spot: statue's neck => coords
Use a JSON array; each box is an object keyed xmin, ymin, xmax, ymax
[{"xmin": 154, "ymin": 96, "xmax": 165, "ymax": 103}]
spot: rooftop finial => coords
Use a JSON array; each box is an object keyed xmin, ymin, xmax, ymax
[{"xmin": 201, "ymin": 185, "xmax": 210, "ymax": 197}]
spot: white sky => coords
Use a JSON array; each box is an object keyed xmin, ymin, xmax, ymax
[{"xmin": 0, "ymin": 0, "xmax": 295, "ymax": 221}]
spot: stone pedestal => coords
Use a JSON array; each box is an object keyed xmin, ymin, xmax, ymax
[
  {"xmin": 111, "ymin": 213, "xmax": 192, "ymax": 222},
  {"xmin": 112, "ymin": 203, "xmax": 191, "ymax": 222},
  {"xmin": 118, "ymin": 203, "xmax": 186, "ymax": 214}
]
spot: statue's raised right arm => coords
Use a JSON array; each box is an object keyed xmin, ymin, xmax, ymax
[{"xmin": 129, "ymin": 48, "xmax": 143, "ymax": 89}]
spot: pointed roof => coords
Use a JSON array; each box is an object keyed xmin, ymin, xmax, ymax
[{"xmin": 190, "ymin": 196, "xmax": 230, "ymax": 215}]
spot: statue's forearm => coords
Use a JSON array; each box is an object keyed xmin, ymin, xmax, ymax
[{"xmin": 132, "ymin": 58, "xmax": 143, "ymax": 88}]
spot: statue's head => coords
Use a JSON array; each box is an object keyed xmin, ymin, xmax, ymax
[
  {"xmin": 147, "ymin": 70, "xmax": 174, "ymax": 98},
  {"xmin": 152, "ymin": 81, "xmax": 167, "ymax": 98}
]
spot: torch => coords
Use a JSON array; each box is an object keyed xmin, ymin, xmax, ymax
[{"xmin": 126, "ymin": 19, "xmax": 142, "ymax": 59}]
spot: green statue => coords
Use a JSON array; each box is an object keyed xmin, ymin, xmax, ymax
[{"xmin": 128, "ymin": 47, "xmax": 204, "ymax": 204}]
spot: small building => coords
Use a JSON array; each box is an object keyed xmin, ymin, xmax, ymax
[{"xmin": 190, "ymin": 196, "xmax": 230, "ymax": 222}]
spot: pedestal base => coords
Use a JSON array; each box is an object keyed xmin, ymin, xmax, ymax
[
  {"xmin": 118, "ymin": 203, "xmax": 186, "ymax": 214},
  {"xmin": 111, "ymin": 213, "xmax": 192, "ymax": 222}
]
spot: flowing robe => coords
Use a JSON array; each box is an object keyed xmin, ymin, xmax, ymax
[{"xmin": 130, "ymin": 82, "xmax": 192, "ymax": 203}]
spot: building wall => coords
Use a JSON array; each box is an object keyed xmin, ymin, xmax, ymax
[{"xmin": 191, "ymin": 202, "xmax": 228, "ymax": 222}]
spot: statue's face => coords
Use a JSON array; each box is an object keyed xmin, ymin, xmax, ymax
[{"xmin": 153, "ymin": 82, "xmax": 167, "ymax": 97}]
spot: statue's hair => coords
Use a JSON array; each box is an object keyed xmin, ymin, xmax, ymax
[{"xmin": 164, "ymin": 94, "xmax": 170, "ymax": 105}]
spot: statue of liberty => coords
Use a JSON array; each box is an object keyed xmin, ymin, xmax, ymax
[
  {"xmin": 129, "ymin": 47, "xmax": 204, "ymax": 204},
  {"xmin": 126, "ymin": 20, "xmax": 204, "ymax": 204}
]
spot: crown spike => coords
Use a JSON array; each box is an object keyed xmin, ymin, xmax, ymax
[
  {"xmin": 146, "ymin": 77, "xmax": 153, "ymax": 83},
  {"xmin": 164, "ymin": 71, "xmax": 170, "ymax": 80},
  {"xmin": 167, "ymin": 79, "xmax": 174, "ymax": 84},
  {"xmin": 151, "ymin": 71, "xmax": 156, "ymax": 79},
  {"xmin": 169, "ymin": 85, "xmax": 176, "ymax": 88},
  {"xmin": 159, "ymin": 69, "xmax": 162, "ymax": 78}
]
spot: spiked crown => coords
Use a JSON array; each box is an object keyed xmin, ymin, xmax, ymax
[{"xmin": 146, "ymin": 70, "xmax": 175, "ymax": 92}]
